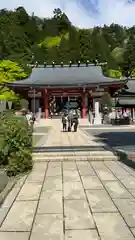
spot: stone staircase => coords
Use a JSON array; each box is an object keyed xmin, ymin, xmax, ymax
[{"xmin": 33, "ymin": 119, "xmax": 119, "ymax": 162}]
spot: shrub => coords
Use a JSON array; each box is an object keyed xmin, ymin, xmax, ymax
[{"xmin": 0, "ymin": 112, "xmax": 33, "ymax": 176}]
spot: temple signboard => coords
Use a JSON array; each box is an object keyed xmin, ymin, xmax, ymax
[
  {"xmin": 91, "ymin": 92, "xmax": 104, "ymax": 97},
  {"xmin": 89, "ymin": 87, "xmax": 105, "ymax": 97},
  {"xmin": 28, "ymin": 90, "xmax": 41, "ymax": 98}
]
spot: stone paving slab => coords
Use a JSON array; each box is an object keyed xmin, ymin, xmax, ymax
[
  {"xmin": 104, "ymin": 161, "xmax": 131, "ymax": 176},
  {"xmin": 104, "ymin": 181, "xmax": 133, "ymax": 199},
  {"xmin": 77, "ymin": 162, "xmax": 95, "ymax": 175},
  {"xmin": 0, "ymin": 201, "xmax": 37, "ymax": 231},
  {"xmin": 16, "ymin": 182, "xmax": 42, "ymax": 201},
  {"xmin": 92, "ymin": 167, "xmax": 117, "ymax": 181},
  {"xmin": 26, "ymin": 171, "xmax": 45, "ymax": 183},
  {"xmin": 42, "ymin": 176, "xmax": 62, "ymax": 191},
  {"xmin": 30, "ymin": 214, "xmax": 63, "ymax": 240},
  {"xmin": 0, "ymin": 207, "xmax": 9, "ymax": 226},
  {"xmin": 129, "ymin": 189, "xmax": 135, "ymax": 198},
  {"xmin": 120, "ymin": 176, "xmax": 135, "ymax": 189},
  {"xmin": 64, "ymin": 182, "xmax": 86, "ymax": 200},
  {"xmin": 63, "ymin": 162, "xmax": 77, "ymax": 170},
  {"xmin": 86, "ymin": 189, "xmax": 117, "ymax": 213},
  {"xmin": 65, "ymin": 229, "xmax": 100, "ymax": 240},
  {"xmin": 114, "ymin": 199, "xmax": 135, "ymax": 227},
  {"xmin": 1, "ymin": 187, "xmax": 21, "ymax": 208},
  {"xmin": 131, "ymin": 228, "xmax": 135, "ymax": 237},
  {"xmin": 63, "ymin": 170, "xmax": 80, "ymax": 182},
  {"xmin": 37, "ymin": 191, "xmax": 63, "ymax": 214},
  {"xmin": 94, "ymin": 212, "xmax": 134, "ymax": 240},
  {"xmin": 64, "ymin": 199, "xmax": 95, "ymax": 229},
  {"xmin": 81, "ymin": 175, "xmax": 104, "ymax": 189},
  {"xmin": 46, "ymin": 167, "xmax": 61, "ymax": 177},
  {"xmin": 0, "ymin": 232, "xmax": 30, "ymax": 240}
]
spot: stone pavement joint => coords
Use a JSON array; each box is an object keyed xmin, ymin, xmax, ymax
[{"xmin": 0, "ymin": 120, "xmax": 135, "ymax": 239}]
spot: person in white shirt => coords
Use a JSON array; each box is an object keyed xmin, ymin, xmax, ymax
[{"xmin": 123, "ymin": 111, "xmax": 128, "ymax": 118}]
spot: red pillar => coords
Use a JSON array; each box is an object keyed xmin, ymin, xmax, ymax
[
  {"xmin": 44, "ymin": 89, "xmax": 49, "ymax": 119},
  {"xmin": 82, "ymin": 91, "xmax": 87, "ymax": 118}
]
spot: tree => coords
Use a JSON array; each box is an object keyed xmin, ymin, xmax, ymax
[
  {"xmin": 53, "ymin": 8, "xmax": 71, "ymax": 35},
  {"xmin": 1, "ymin": 6, "xmax": 135, "ymax": 73},
  {"xmin": 15, "ymin": 7, "xmax": 29, "ymax": 25},
  {"xmin": 0, "ymin": 60, "xmax": 28, "ymax": 101},
  {"xmin": 53, "ymin": 8, "xmax": 62, "ymax": 19},
  {"xmin": 79, "ymin": 29, "xmax": 93, "ymax": 62},
  {"xmin": 0, "ymin": 8, "xmax": 32, "ymax": 63},
  {"xmin": 121, "ymin": 35, "xmax": 135, "ymax": 77},
  {"xmin": 101, "ymin": 92, "xmax": 112, "ymax": 109},
  {"xmin": 111, "ymin": 47, "xmax": 124, "ymax": 64}
]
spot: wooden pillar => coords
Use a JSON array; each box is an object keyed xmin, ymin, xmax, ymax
[
  {"xmin": 82, "ymin": 88, "xmax": 87, "ymax": 118},
  {"xmin": 44, "ymin": 89, "xmax": 49, "ymax": 119},
  {"xmin": 131, "ymin": 108, "xmax": 133, "ymax": 120}
]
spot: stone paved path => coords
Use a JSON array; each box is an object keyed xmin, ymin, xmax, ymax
[{"xmin": 0, "ymin": 120, "xmax": 135, "ymax": 239}]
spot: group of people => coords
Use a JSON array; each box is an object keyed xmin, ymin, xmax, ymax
[{"xmin": 61, "ymin": 109, "xmax": 79, "ymax": 132}]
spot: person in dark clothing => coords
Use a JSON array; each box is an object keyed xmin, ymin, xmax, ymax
[
  {"xmin": 62, "ymin": 113, "xmax": 67, "ymax": 131},
  {"xmin": 71, "ymin": 116, "xmax": 78, "ymax": 132},
  {"xmin": 70, "ymin": 109, "xmax": 79, "ymax": 132}
]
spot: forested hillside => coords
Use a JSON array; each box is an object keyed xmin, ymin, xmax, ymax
[{"xmin": 0, "ymin": 7, "xmax": 135, "ymax": 77}]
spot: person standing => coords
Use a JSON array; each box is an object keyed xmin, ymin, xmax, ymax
[
  {"xmin": 92, "ymin": 111, "xmax": 95, "ymax": 124},
  {"xmin": 70, "ymin": 109, "xmax": 79, "ymax": 132},
  {"xmin": 62, "ymin": 113, "xmax": 68, "ymax": 131},
  {"xmin": 88, "ymin": 108, "xmax": 92, "ymax": 124}
]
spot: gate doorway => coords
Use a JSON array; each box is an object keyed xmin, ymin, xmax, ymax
[{"xmin": 49, "ymin": 96, "xmax": 81, "ymax": 118}]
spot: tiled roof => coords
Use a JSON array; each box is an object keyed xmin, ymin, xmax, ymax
[{"xmin": 7, "ymin": 64, "xmax": 123, "ymax": 88}]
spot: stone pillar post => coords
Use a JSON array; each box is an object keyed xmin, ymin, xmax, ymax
[
  {"xmin": 94, "ymin": 99, "xmax": 101, "ymax": 124},
  {"xmin": 44, "ymin": 89, "xmax": 49, "ymax": 119}
]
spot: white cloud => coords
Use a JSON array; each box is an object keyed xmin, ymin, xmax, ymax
[{"xmin": 0, "ymin": 0, "xmax": 135, "ymax": 28}]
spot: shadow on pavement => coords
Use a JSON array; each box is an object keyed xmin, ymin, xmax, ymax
[
  {"xmin": 87, "ymin": 131, "xmax": 135, "ymax": 152},
  {"xmin": 33, "ymin": 145, "xmax": 105, "ymax": 152}
]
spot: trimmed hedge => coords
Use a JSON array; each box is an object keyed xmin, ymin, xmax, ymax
[{"xmin": 0, "ymin": 111, "xmax": 33, "ymax": 176}]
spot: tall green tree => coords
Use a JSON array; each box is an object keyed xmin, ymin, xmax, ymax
[{"xmin": 121, "ymin": 35, "xmax": 135, "ymax": 77}]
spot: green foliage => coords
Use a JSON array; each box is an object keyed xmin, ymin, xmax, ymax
[
  {"xmin": 121, "ymin": 35, "xmax": 135, "ymax": 77},
  {"xmin": 38, "ymin": 33, "xmax": 69, "ymax": 49},
  {"xmin": 111, "ymin": 47, "xmax": 124, "ymax": 64},
  {"xmin": 132, "ymin": 69, "xmax": 135, "ymax": 76},
  {"xmin": 107, "ymin": 69, "xmax": 122, "ymax": 78},
  {"xmin": 0, "ymin": 60, "xmax": 27, "ymax": 81},
  {"xmin": 0, "ymin": 60, "xmax": 28, "ymax": 101},
  {"xmin": 19, "ymin": 99, "xmax": 29, "ymax": 109},
  {"xmin": 38, "ymin": 36, "xmax": 61, "ymax": 48},
  {"xmin": 0, "ymin": 112, "xmax": 33, "ymax": 176},
  {"xmin": 0, "ymin": 7, "xmax": 135, "ymax": 75},
  {"xmin": 101, "ymin": 92, "xmax": 112, "ymax": 108}
]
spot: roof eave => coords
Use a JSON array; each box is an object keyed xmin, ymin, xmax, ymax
[{"xmin": 6, "ymin": 80, "xmax": 125, "ymax": 89}]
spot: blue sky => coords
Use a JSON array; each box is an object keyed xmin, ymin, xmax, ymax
[{"xmin": 0, "ymin": 0, "xmax": 135, "ymax": 28}]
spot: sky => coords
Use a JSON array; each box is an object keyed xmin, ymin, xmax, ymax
[{"xmin": 0, "ymin": 0, "xmax": 135, "ymax": 28}]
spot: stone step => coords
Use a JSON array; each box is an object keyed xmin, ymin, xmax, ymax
[
  {"xmin": 32, "ymin": 151, "xmax": 116, "ymax": 157},
  {"xmin": 32, "ymin": 153, "xmax": 119, "ymax": 162}
]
